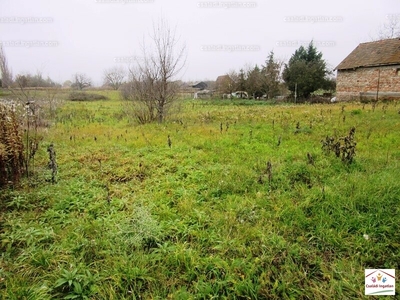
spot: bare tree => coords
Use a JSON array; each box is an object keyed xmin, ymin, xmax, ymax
[
  {"xmin": 0, "ymin": 45, "xmax": 13, "ymax": 88},
  {"xmin": 373, "ymin": 15, "xmax": 400, "ymax": 40},
  {"xmin": 126, "ymin": 18, "xmax": 186, "ymax": 123},
  {"xmin": 72, "ymin": 73, "xmax": 92, "ymax": 90},
  {"xmin": 0, "ymin": 48, "xmax": 40, "ymax": 103},
  {"xmin": 103, "ymin": 66, "xmax": 126, "ymax": 90},
  {"xmin": 226, "ymin": 70, "xmax": 239, "ymax": 95},
  {"xmin": 126, "ymin": 69, "xmax": 159, "ymax": 123}
]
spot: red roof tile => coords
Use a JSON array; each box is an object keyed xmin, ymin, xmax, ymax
[{"xmin": 335, "ymin": 38, "xmax": 400, "ymax": 70}]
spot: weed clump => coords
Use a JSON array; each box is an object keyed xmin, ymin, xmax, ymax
[
  {"xmin": 54, "ymin": 266, "xmax": 98, "ymax": 299},
  {"xmin": 0, "ymin": 101, "xmax": 24, "ymax": 188},
  {"xmin": 47, "ymin": 143, "xmax": 57, "ymax": 183},
  {"xmin": 321, "ymin": 127, "xmax": 356, "ymax": 164}
]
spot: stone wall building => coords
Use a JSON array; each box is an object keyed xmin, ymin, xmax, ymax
[{"xmin": 335, "ymin": 38, "xmax": 400, "ymax": 101}]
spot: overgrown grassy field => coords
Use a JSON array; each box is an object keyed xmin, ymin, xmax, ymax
[{"xmin": 1, "ymin": 91, "xmax": 400, "ymax": 299}]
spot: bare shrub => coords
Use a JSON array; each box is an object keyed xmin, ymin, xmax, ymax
[
  {"xmin": 123, "ymin": 19, "xmax": 186, "ymax": 124},
  {"xmin": 0, "ymin": 101, "xmax": 24, "ymax": 187},
  {"xmin": 71, "ymin": 73, "xmax": 92, "ymax": 90},
  {"xmin": 68, "ymin": 92, "xmax": 108, "ymax": 101},
  {"xmin": 103, "ymin": 66, "xmax": 126, "ymax": 90},
  {"xmin": 321, "ymin": 127, "xmax": 357, "ymax": 164}
]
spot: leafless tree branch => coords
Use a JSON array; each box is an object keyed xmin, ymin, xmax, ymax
[
  {"xmin": 103, "ymin": 66, "xmax": 126, "ymax": 90},
  {"xmin": 0, "ymin": 45, "xmax": 13, "ymax": 88},
  {"xmin": 124, "ymin": 19, "xmax": 186, "ymax": 123}
]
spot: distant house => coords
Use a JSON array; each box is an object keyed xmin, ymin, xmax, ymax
[
  {"xmin": 216, "ymin": 75, "xmax": 234, "ymax": 94},
  {"xmin": 335, "ymin": 38, "xmax": 400, "ymax": 101},
  {"xmin": 191, "ymin": 82, "xmax": 208, "ymax": 90}
]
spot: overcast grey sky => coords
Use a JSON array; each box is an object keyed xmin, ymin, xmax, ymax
[{"xmin": 0, "ymin": 0, "xmax": 398, "ymax": 85}]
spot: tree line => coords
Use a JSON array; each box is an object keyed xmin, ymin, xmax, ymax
[{"xmin": 217, "ymin": 43, "xmax": 336, "ymax": 101}]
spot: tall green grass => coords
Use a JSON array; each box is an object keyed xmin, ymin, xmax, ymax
[{"xmin": 1, "ymin": 93, "xmax": 399, "ymax": 299}]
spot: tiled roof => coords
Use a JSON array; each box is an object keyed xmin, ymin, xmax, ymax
[
  {"xmin": 216, "ymin": 75, "xmax": 231, "ymax": 83},
  {"xmin": 335, "ymin": 38, "xmax": 400, "ymax": 70}
]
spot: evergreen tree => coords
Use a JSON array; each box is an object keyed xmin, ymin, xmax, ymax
[
  {"xmin": 261, "ymin": 51, "xmax": 281, "ymax": 99},
  {"xmin": 282, "ymin": 42, "xmax": 330, "ymax": 99}
]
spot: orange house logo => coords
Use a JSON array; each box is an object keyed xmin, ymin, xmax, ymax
[{"xmin": 365, "ymin": 269, "xmax": 395, "ymax": 296}]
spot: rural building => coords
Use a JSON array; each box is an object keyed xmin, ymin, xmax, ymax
[
  {"xmin": 184, "ymin": 81, "xmax": 213, "ymax": 99},
  {"xmin": 191, "ymin": 81, "xmax": 208, "ymax": 90},
  {"xmin": 216, "ymin": 75, "xmax": 234, "ymax": 94},
  {"xmin": 335, "ymin": 38, "xmax": 400, "ymax": 101}
]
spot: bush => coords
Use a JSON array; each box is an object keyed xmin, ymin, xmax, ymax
[
  {"xmin": 120, "ymin": 83, "xmax": 133, "ymax": 100},
  {"xmin": 67, "ymin": 92, "xmax": 108, "ymax": 101}
]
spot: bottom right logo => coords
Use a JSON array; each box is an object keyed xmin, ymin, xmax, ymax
[{"xmin": 365, "ymin": 269, "xmax": 396, "ymax": 296}]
